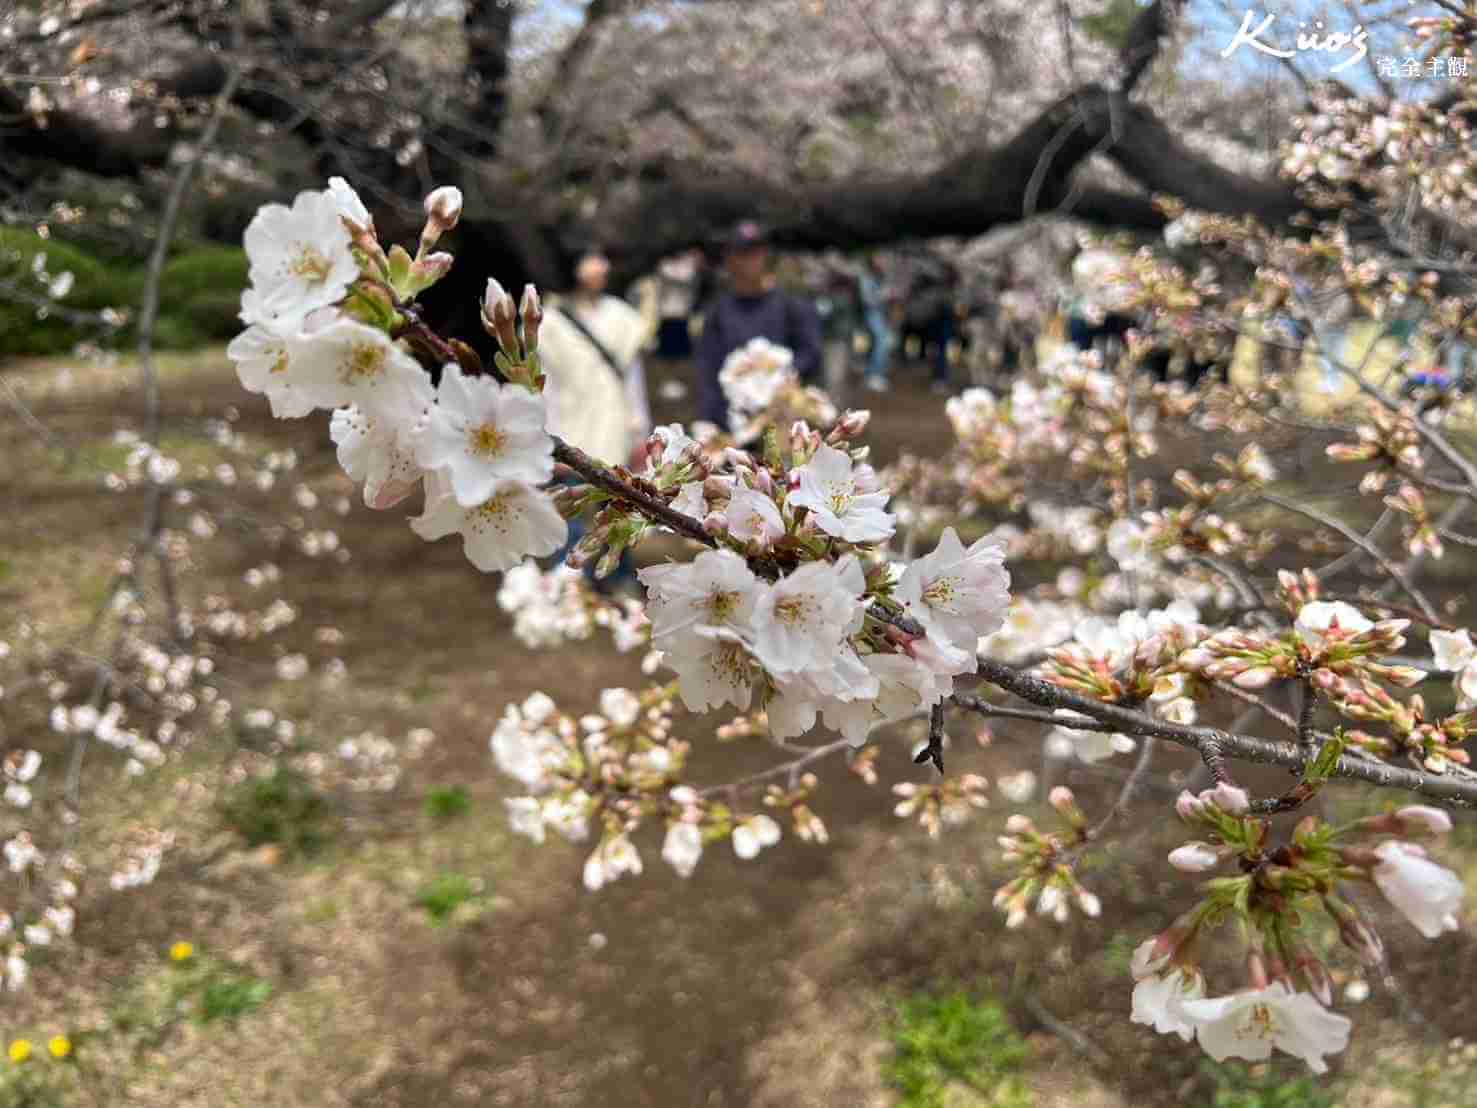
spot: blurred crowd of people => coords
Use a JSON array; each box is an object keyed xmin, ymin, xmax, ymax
[{"xmin": 535, "ymin": 224, "xmax": 1251, "ymax": 478}]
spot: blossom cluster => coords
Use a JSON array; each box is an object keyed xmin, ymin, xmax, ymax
[
  {"xmin": 491, "ymin": 687, "xmax": 804, "ymax": 890},
  {"xmin": 229, "ymin": 178, "xmax": 569, "ymax": 575},
  {"xmin": 716, "ymin": 336, "xmax": 838, "ymax": 440},
  {"xmin": 992, "ymin": 786, "xmax": 1102, "ymax": 926},
  {"xmin": 1132, "ymin": 782, "xmax": 1464, "ymax": 1073}
]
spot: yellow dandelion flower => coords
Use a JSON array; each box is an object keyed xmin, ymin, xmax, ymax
[
  {"xmin": 169, "ymin": 941, "xmax": 194, "ymax": 962},
  {"xmin": 8, "ymin": 1039, "xmax": 32, "ymax": 1064},
  {"xmin": 47, "ymin": 1036, "xmax": 71, "ymax": 1060}
]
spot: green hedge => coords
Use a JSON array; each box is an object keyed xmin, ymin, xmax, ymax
[
  {"xmin": 0, "ymin": 228, "xmax": 246, "ymax": 357},
  {"xmin": 158, "ymin": 246, "xmax": 250, "ymax": 341}
]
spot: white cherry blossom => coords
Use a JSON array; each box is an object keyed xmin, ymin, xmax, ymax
[
  {"xmin": 583, "ymin": 834, "xmax": 643, "ymax": 891},
  {"xmin": 1431, "ymin": 628, "xmax": 1476, "ymax": 672},
  {"xmin": 897, "ymin": 527, "xmax": 1010, "ymax": 654},
  {"xmin": 726, "ymin": 486, "xmax": 786, "ymax": 548},
  {"xmin": 227, "ymin": 322, "xmax": 319, "ymax": 418},
  {"xmin": 663, "ymin": 629, "xmax": 761, "ymax": 713},
  {"xmin": 542, "ymin": 790, "xmax": 591, "ymax": 842},
  {"xmin": 415, "ymin": 366, "xmax": 554, "ymax": 506},
  {"xmin": 662, "ymin": 822, "xmax": 703, "ymax": 878},
  {"xmin": 751, "ymin": 555, "xmax": 867, "ymax": 675},
  {"xmin": 732, "ymin": 814, "xmax": 781, "ymax": 860},
  {"xmin": 766, "ymin": 646, "xmax": 879, "ymax": 740},
  {"xmin": 412, "ymin": 474, "xmax": 567, "ymax": 573},
  {"xmin": 242, "ymin": 188, "xmax": 359, "ymax": 327},
  {"xmin": 326, "ymin": 176, "xmax": 372, "ymax": 233},
  {"xmin": 330, "ymin": 404, "xmax": 428, "ymax": 509},
  {"xmin": 285, "ymin": 318, "xmax": 430, "ymax": 418},
  {"xmin": 1131, "ymin": 967, "xmax": 1205, "ymax": 1042},
  {"xmin": 669, "ymin": 482, "xmax": 707, "ymax": 520},
  {"xmin": 1295, "ymin": 600, "xmax": 1373, "ymax": 648},
  {"xmin": 788, "ymin": 444, "xmax": 896, "ymax": 543},
  {"xmin": 718, "ymin": 338, "xmax": 795, "ymax": 417},
  {"xmin": 1371, "ymin": 840, "xmax": 1463, "ymax": 938},
  {"xmin": 505, "ymin": 797, "xmax": 547, "ymax": 843},
  {"xmin": 639, "ymin": 549, "xmax": 760, "ymax": 648},
  {"xmin": 490, "ymin": 706, "xmax": 565, "ymax": 792},
  {"xmin": 820, "ymin": 651, "xmax": 949, "ymax": 746},
  {"xmin": 645, "ymin": 423, "xmax": 700, "ymax": 471},
  {"xmin": 1179, "ymin": 983, "xmax": 1352, "ymax": 1074},
  {"xmin": 1106, "ymin": 518, "xmax": 1154, "ymax": 572}
]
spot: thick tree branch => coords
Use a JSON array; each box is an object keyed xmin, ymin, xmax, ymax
[{"xmin": 959, "ymin": 660, "xmax": 1477, "ymax": 810}]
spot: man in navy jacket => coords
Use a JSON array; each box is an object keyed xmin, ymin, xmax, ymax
[{"xmin": 695, "ymin": 221, "xmax": 822, "ymax": 427}]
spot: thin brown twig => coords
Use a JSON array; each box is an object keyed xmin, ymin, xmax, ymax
[{"xmin": 1260, "ymin": 492, "xmax": 1440, "ymax": 623}]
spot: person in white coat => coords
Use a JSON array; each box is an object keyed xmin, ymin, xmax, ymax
[{"xmin": 539, "ymin": 249, "xmax": 653, "ymax": 468}]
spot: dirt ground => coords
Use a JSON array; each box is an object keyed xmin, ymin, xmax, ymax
[{"xmin": 2, "ymin": 347, "xmax": 1474, "ymax": 1108}]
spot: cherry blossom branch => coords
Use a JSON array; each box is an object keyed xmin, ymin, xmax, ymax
[
  {"xmin": 961, "ymin": 659, "xmax": 1477, "ymax": 809},
  {"xmin": 550, "ymin": 438, "xmax": 716, "ymax": 548},
  {"xmin": 1296, "ymin": 676, "xmax": 1318, "ymax": 763},
  {"xmin": 1259, "ymin": 492, "xmax": 1440, "ymax": 623},
  {"xmin": 1085, "ymin": 736, "xmax": 1157, "ymax": 841},
  {"xmin": 694, "ymin": 737, "xmax": 854, "ymax": 800},
  {"xmin": 1315, "ymin": 507, "xmax": 1395, "ymax": 579}
]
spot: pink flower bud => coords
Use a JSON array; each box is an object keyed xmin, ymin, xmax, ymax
[
  {"xmin": 1175, "ymin": 790, "xmax": 1206, "ymax": 823},
  {"xmin": 1297, "ymin": 953, "xmax": 1333, "ymax": 1006},
  {"xmin": 1036, "ymin": 884, "xmax": 1063, "ymax": 916},
  {"xmin": 424, "ymin": 185, "xmax": 463, "ymax": 230},
  {"xmin": 1384, "ymin": 666, "xmax": 1426, "ymax": 688},
  {"xmin": 1047, "ymin": 786, "xmax": 1076, "ymax": 814},
  {"xmin": 481, "ymin": 278, "xmax": 518, "ymax": 353},
  {"xmin": 408, "ymin": 251, "xmax": 453, "ymax": 291},
  {"xmin": 1075, "ymin": 887, "xmax": 1101, "ymax": 918},
  {"xmin": 520, "ymin": 284, "xmax": 543, "ymax": 351},
  {"xmin": 1395, "ymin": 805, "xmax": 1452, "ymax": 836},
  {"xmin": 1232, "ymin": 665, "xmax": 1278, "ymax": 689},
  {"xmin": 1204, "ymin": 782, "xmax": 1250, "ymax": 815},
  {"xmin": 1004, "ymin": 813, "xmax": 1035, "ymax": 835},
  {"xmin": 1168, "ymin": 841, "xmax": 1223, "ymax": 873}
]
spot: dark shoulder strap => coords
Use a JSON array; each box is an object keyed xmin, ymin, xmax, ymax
[
  {"xmin": 780, "ymin": 290, "xmax": 801, "ymax": 344},
  {"xmin": 553, "ymin": 305, "xmax": 626, "ymax": 377}
]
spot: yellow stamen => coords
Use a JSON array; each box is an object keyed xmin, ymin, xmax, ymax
[
  {"xmin": 468, "ymin": 422, "xmax": 506, "ymax": 457},
  {"xmin": 290, "ymin": 245, "xmax": 333, "ymax": 285}
]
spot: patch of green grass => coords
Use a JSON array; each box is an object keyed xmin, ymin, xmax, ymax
[
  {"xmin": 303, "ymin": 897, "xmax": 342, "ymax": 924},
  {"xmin": 220, "ymin": 767, "xmax": 334, "ymax": 858},
  {"xmin": 1199, "ymin": 1060, "xmax": 1339, "ymax": 1108},
  {"xmin": 883, "ymin": 990, "xmax": 1032, "ymax": 1108},
  {"xmin": 45, "ymin": 439, "xmax": 133, "ymax": 480},
  {"xmin": 408, "ymin": 676, "xmax": 440, "ymax": 704},
  {"xmin": 415, "ymin": 871, "xmax": 481, "ymax": 926},
  {"xmin": 1100, "ymin": 931, "xmax": 1138, "ymax": 977},
  {"xmin": 0, "ymin": 1063, "xmax": 75, "ymax": 1108},
  {"xmin": 109, "ymin": 951, "xmax": 273, "ymax": 1049},
  {"xmin": 196, "ymin": 972, "xmax": 273, "ymax": 1024},
  {"xmin": 424, "ymin": 785, "xmax": 471, "ymax": 821}
]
